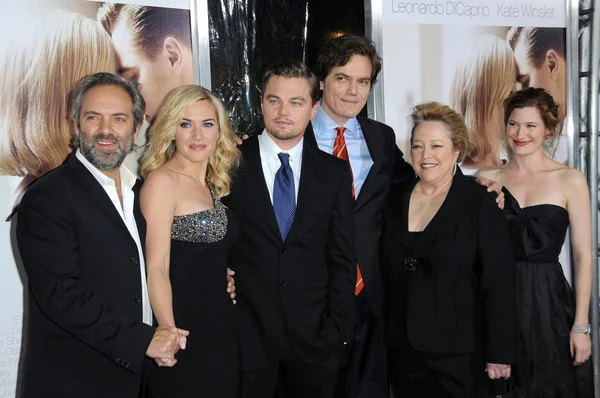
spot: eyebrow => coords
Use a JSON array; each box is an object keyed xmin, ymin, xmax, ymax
[
  {"xmin": 335, "ymin": 72, "xmax": 371, "ymax": 81},
  {"xmin": 117, "ymin": 66, "xmax": 136, "ymax": 76},
  {"xmin": 182, "ymin": 117, "xmax": 216, "ymax": 122},
  {"xmin": 83, "ymin": 111, "xmax": 129, "ymax": 118}
]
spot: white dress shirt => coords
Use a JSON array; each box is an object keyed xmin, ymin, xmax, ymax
[
  {"xmin": 258, "ymin": 130, "xmax": 303, "ymax": 204},
  {"xmin": 75, "ymin": 150, "xmax": 153, "ymax": 326}
]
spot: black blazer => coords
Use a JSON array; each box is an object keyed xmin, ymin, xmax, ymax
[
  {"xmin": 223, "ymin": 133, "xmax": 356, "ymax": 370},
  {"xmin": 382, "ymin": 169, "xmax": 516, "ymax": 364},
  {"xmin": 305, "ymin": 116, "xmax": 413, "ymax": 318},
  {"xmin": 16, "ymin": 155, "xmax": 155, "ymax": 398}
]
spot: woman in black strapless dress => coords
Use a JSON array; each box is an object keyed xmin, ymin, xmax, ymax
[
  {"xmin": 477, "ymin": 87, "xmax": 593, "ymax": 397},
  {"xmin": 139, "ymin": 85, "xmax": 241, "ymax": 397}
]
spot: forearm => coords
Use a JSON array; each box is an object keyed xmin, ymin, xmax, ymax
[
  {"xmin": 573, "ymin": 254, "xmax": 593, "ymax": 325},
  {"xmin": 147, "ymin": 270, "xmax": 175, "ymax": 327}
]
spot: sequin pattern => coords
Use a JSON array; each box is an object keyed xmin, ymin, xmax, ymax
[{"xmin": 171, "ymin": 184, "xmax": 228, "ymax": 243}]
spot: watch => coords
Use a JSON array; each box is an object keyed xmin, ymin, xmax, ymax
[{"xmin": 572, "ymin": 323, "xmax": 591, "ymax": 334}]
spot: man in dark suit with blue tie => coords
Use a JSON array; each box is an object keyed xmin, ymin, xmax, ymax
[{"xmin": 223, "ymin": 61, "xmax": 356, "ymax": 398}]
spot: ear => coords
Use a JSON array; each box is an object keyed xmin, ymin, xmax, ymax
[
  {"xmin": 133, "ymin": 124, "xmax": 141, "ymax": 141},
  {"xmin": 545, "ymin": 49, "xmax": 559, "ymax": 80},
  {"xmin": 163, "ymin": 37, "xmax": 185, "ymax": 76},
  {"xmin": 310, "ymin": 101, "xmax": 319, "ymax": 121}
]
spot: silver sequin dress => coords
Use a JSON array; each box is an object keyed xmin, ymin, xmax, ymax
[{"xmin": 147, "ymin": 184, "xmax": 240, "ymax": 397}]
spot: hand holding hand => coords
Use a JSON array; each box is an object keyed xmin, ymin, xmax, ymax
[
  {"xmin": 227, "ymin": 268, "xmax": 236, "ymax": 304},
  {"xmin": 146, "ymin": 326, "xmax": 189, "ymax": 361},
  {"xmin": 570, "ymin": 331, "xmax": 592, "ymax": 366},
  {"xmin": 234, "ymin": 134, "xmax": 250, "ymax": 146},
  {"xmin": 486, "ymin": 363, "xmax": 511, "ymax": 379}
]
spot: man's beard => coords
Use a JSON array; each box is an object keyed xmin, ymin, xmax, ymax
[{"xmin": 77, "ymin": 130, "xmax": 135, "ymax": 171}]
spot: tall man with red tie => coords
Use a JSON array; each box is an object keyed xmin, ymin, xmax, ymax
[{"xmin": 304, "ymin": 35, "xmax": 414, "ymax": 398}]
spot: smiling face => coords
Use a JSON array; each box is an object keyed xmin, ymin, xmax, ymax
[
  {"xmin": 320, "ymin": 54, "xmax": 372, "ymax": 125},
  {"xmin": 173, "ymin": 100, "xmax": 220, "ymax": 165},
  {"xmin": 411, "ymin": 121, "xmax": 459, "ymax": 185},
  {"xmin": 505, "ymin": 106, "xmax": 549, "ymax": 156},
  {"xmin": 261, "ymin": 76, "xmax": 318, "ymax": 149},
  {"xmin": 76, "ymin": 84, "xmax": 138, "ymax": 171}
]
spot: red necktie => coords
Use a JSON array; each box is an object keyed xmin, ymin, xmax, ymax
[{"xmin": 333, "ymin": 127, "xmax": 364, "ymax": 296}]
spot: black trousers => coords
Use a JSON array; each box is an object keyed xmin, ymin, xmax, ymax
[
  {"xmin": 334, "ymin": 291, "xmax": 387, "ymax": 398},
  {"xmin": 388, "ymin": 345, "xmax": 483, "ymax": 398},
  {"xmin": 242, "ymin": 329, "xmax": 338, "ymax": 398}
]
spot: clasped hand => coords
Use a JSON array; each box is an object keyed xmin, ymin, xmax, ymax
[
  {"xmin": 146, "ymin": 326, "xmax": 189, "ymax": 367},
  {"xmin": 486, "ymin": 363, "xmax": 511, "ymax": 379}
]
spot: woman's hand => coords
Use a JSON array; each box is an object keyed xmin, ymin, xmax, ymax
[
  {"xmin": 486, "ymin": 363, "xmax": 511, "ymax": 379},
  {"xmin": 571, "ymin": 331, "xmax": 592, "ymax": 365}
]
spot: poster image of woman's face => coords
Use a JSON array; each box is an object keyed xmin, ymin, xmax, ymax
[{"xmin": 0, "ymin": 9, "xmax": 117, "ymax": 189}]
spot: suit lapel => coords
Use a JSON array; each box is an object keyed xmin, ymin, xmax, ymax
[
  {"xmin": 67, "ymin": 155, "xmax": 136, "ymax": 248},
  {"xmin": 354, "ymin": 117, "xmax": 383, "ymax": 212},
  {"xmin": 240, "ymin": 136, "xmax": 282, "ymax": 240}
]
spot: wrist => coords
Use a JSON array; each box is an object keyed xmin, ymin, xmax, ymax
[{"xmin": 572, "ymin": 322, "xmax": 591, "ymax": 334}]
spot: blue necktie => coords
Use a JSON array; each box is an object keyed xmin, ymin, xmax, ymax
[{"xmin": 273, "ymin": 153, "xmax": 296, "ymax": 241}]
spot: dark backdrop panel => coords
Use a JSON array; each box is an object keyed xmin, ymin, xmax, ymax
[{"xmin": 208, "ymin": 0, "xmax": 365, "ymax": 136}]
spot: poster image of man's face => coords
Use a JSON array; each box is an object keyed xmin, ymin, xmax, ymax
[{"xmin": 109, "ymin": 11, "xmax": 194, "ymax": 121}]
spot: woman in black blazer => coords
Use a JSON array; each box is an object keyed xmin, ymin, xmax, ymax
[{"xmin": 382, "ymin": 102, "xmax": 516, "ymax": 397}]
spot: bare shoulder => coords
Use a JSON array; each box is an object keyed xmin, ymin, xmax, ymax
[
  {"xmin": 142, "ymin": 167, "xmax": 178, "ymax": 194},
  {"xmin": 474, "ymin": 166, "xmax": 503, "ymax": 181},
  {"xmin": 557, "ymin": 166, "xmax": 588, "ymax": 193}
]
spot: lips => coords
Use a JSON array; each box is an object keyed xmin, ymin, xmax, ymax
[
  {"xmin": 189, "ymin": 144, "xmax": 207, "ymax": 151},
  {"xmin": 512, "ymin": 140, "xmax": 529, "ymax": 147},
  {"xmin": 275, "ymin": 119, "xmax": 293, "ymax": 126},
  {"xmin": 420, "ymin": 163, "xmax": 437, "ymax": 169}
]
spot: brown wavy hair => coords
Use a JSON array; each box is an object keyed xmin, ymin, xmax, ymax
[{"xmin": 503, "ymin": 87, "xmax": 560, "ymax": 142}]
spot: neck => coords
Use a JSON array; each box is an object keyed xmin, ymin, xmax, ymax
[
  {"xmin": 321, "ymin": 105, "xmax": 350, "ymax": 126},
  {"xmin": 102, "ymin": 169, "xmax": 121, "ymax": 185},
  {"xmin": 418, "ymin": 172, "xmax": 454, "ymax": 196},
  {"xmin": 172, "ymin": 152, "xmax": 209, "ymax": 182},
  {"xmin": 266, "ymin": 130, "xmax": 303, "ymax": 151},
  {"xmin": 509, "ymin": 150, "xmax": 547, "ymax": 172}
]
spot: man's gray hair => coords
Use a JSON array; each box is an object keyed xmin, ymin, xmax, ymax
[{"xmin": 70, "ymin": 72, "xmax": 146, "ymax": 129}]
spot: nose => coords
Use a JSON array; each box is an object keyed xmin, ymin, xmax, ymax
[
  {"xmin": 422, "ymin": 146, "xmax": 432, "ymax": 159},
  {"xmin": 98, "ymin": 117, "xmax": 112, "ymax": 134},
  {"xmin": 278, "ymin": 102, "xmax": 291, "ymax": 116},
  {"xmin": 192, "ymin": 126, "xmax": 203, "ymax": 141},
  {"xmin": 346, "ymin": 81, "xmax": 358, "ymax": 95}
]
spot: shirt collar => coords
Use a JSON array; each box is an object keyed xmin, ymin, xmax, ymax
[
  {"xmin": 75, "ymin": 149, "xmax": 137, "ymax": 190},
  {"xmin": 258, "ymin": 129, "xmax": 304, "ymax": 166},
  {"xmin": 313, "ymin": 105, "xmax": 360, "ymax": 139}
]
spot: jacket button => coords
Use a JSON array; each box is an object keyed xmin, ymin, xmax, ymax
[
  {"xmin": 134, "ymin": 297, "xmax": 142, "ymax": 304},
  {"xmin": 280, "ymin": 247, "xmax": 286, "ymax": 254},
  {"xmin": 131, "ymin": 257, "xmax": 138, "ymax": 264},
  {"xmin": 279, "ymin": 281, "xmax": 286, "ymax": 287}
]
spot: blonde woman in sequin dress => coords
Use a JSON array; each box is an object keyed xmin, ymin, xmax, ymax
[{"xmin": 139, "ymin": 85, "xmax": 240, "ymax": 397}]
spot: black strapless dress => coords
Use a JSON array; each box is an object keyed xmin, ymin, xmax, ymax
[
  {"xmin": 146, "ymin": 187, "xmax": 240, "ymax": 397},
  {"xmin": 503, "ymin": 187, "xmax": 592, "ymax": 398}
]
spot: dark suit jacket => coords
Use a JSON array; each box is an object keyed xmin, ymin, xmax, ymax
[
  {"xmin": 16, "ymin": 155, "xmax": 155, "ymax": 398},
  {"xmin": 223, "ymin": 133, "xmax": 356, "ymax": 370},
  {"xmin": 382, "ymin": 169, "xmax": 516, "ymax": 364},
  {"xmin": 305, "ymin": 116, "xmax": 413, "ymax": 318}
]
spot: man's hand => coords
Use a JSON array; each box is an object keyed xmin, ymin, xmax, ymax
[
  {"xmin": 234, "ymin": 134, "xmax": 250, "ymax": 146},
  {"xmin": 146, "ymin": 326, "xmax": 189, "ymax": 367},
  {"xmin": 486, "ymin": 363, "xmax": 511, "ymax": 379},
  {"xmin": 475, "ymin": 176, "xmax": 504, "ymax": 209},
  {"xmin": 227, "ymin": 268, "xmax": 236, "ymax": 304}
]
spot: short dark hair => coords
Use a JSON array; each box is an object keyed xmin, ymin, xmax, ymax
[
  {"xmin": 507, "ymin": 27, "xmax": 566, "ymax": 68},
  {"xmin": 261, "ymin": 60, "xmax": 319, "ymax": 104},
  {"xmin": 316, "ymin": 35, "xmax": 382, "ymax": 84},
  {"xmin": 71, "ymin": 72, "xmax": 146, "ymax": 129},
  {"xmin": 503, "ymin": 87, "xmax": 560, "ymax": 136},
  {"xmin": 97, "ymin": 4, "xmax": 192, "ymax": 60}
]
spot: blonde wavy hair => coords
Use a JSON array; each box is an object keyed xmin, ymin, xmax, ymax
[
  {"xmin": 450, "ymin": 34, "xmax": 517, "ymax": 163},
  {"xmin": 140, "ymin": 85, "xmax": 240, "ymax": 198},
  {"xmin": 0, "ymin": 10, "xmax": 117, "ymax": 178},
  {"xmin": 411, "ymin": 102, "xmax": 469, "ymax": 163}
]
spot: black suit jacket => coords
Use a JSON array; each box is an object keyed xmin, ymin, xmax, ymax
[
  {"xmin": 382, "ymin": 169, "xmax": 516, "ymax": 364},
  {"xmin": 16, "ymin": 155, "xmax": 155, "ymax": 398},
  {"xmin": 223, "ymin": 133, "xmax": 356, "ymax": 370},
  {"xmin": 305, "ymin": 116, "xmax": 413, "ymax": 318}
]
